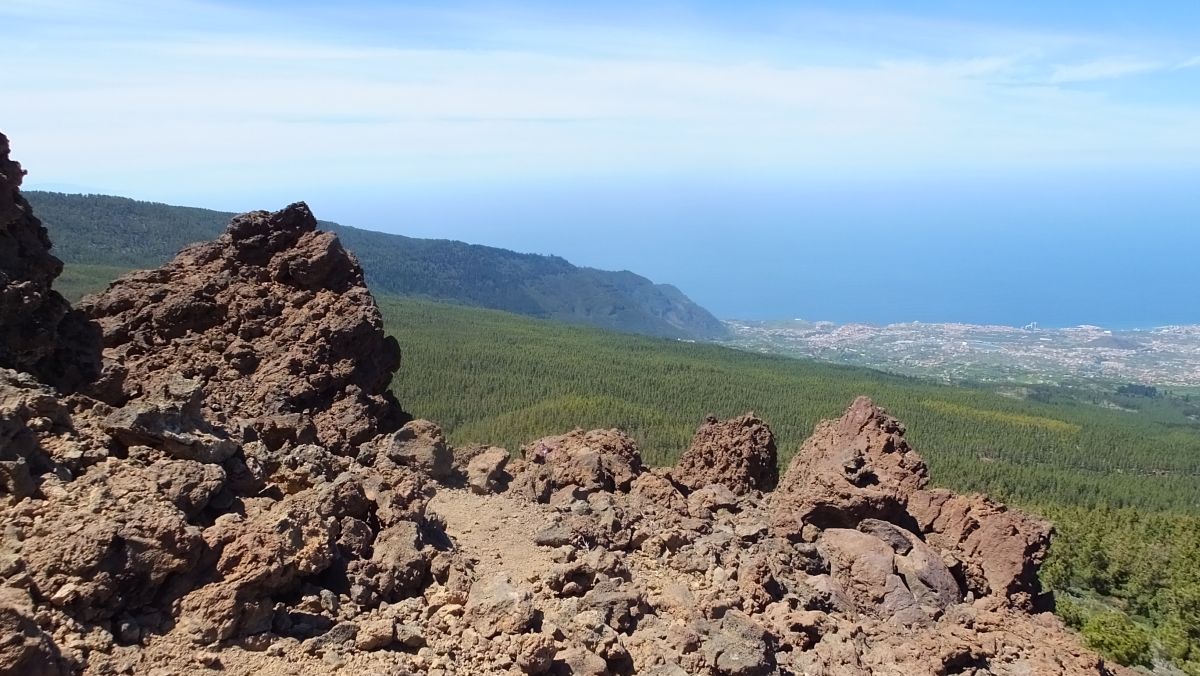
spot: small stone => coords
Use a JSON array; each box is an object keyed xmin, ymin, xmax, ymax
[
  {"xmin": 355, "ymin": 617, "xmax": 396, "ymax": 651},
  {"xmin": 396, "ymin": 623, "xmax": 427, "ymax": 649},
  {"xmin": 193, "ymin": 651, "xmax": 223, "ymax": 669}
]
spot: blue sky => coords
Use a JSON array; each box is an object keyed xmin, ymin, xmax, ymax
[{"xmin": 5, "ymin": 0, "xmax": 1199, "ymax": 325}]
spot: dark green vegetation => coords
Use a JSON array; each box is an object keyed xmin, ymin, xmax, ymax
[
  {"xmin": 28, "ymin": 191, "xmax": 727, "ymax": 340},
  {"xmin": 1116, "ymin": 383, "xmax": 1160, "ymax": 398},
  {"xmin": 1046, "ymin": 508, "xmax": 1200, "ymax": 674},
  {"xmin": 55, "ymin": 264, "xmax": 130, "ymax": 303},
  {"xmin": 57, "ymin": 264, "xmax": 1200, "ymax": 671}
]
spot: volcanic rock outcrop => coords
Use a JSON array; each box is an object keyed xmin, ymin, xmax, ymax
[
  {"xmin": 674, "ymin": 413, "xmax": 777, "ymax": 495},
  {"xmin": 0, "ymin": 135, "xmax": 1124, "ymax": 675},
  {"xmin": 81, "ymin": 201, "xmax": 408, "ymax": 454},
  {"xmin": 0, "ymin": 133, "xmax": 98, "ymax": 391},
  {"xmin": 771, "ymin": 396, "xmax": 929, "ymax": 536}
]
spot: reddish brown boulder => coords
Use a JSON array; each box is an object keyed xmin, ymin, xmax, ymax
[
  {"xmin": 908, "ymin": 488, "xmax": 1051, "ymax": 610},
  {"xmin": 817, "ymin": 525, "xmax": 961, "ymax": 625},
  {"xmin": 0, "ymin": 133, "xmax": 99, "ymax": 392},
  {"xmin": 673, "ymin": 413, "xmax": 777, "ymax": 495},
  {"xmin": 466, "ymin": 446, "xmax": 511, "ymax": 494},
  {"xmin": 366, "ymin": 418, "xmax": 453, "ymax": 479},
  {"xmin": 771, "ymin": 397, "xmax": 927, "ymax": 537},
  {"xmin": 82, "ymin": 202, "xmax": 408, "ymax": 454},
  {"xmin": 513, "ymin": 428, "xmax": 643, "ymax": 501}
]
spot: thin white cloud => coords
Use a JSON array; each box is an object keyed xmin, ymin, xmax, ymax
[
  {"xmin": 5, "ymin": 0, "xmax": 1200, "ymax": 198},
  {"xmin": 1047, "ymin": 57, "xmax": 1164, "ymax": 83}
]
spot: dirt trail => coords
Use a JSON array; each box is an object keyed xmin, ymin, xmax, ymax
[{"xmin": 429, "ymin": 486, "xmax": 559, "ymax": 581}]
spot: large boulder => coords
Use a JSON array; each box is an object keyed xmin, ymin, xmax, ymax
[
  {"xmin": 20, "ymin": 460, "xmax": 205, "ymax": 622},
  {"xmin": 513, "ymin": 428, "xmax": 643, "ymax": 502},
  {"xmin": 467, "ymin": 446, "xmax": 511, "ymax": 494},
  {"xmin": 0, "ymin": 133, "xmax": 99, "ymax": 391},
  {"xmin": 673, "ymin": 413, "xmax": 777, "ymax": 495},
  {"xmin": 365, "ymin": 419, "xmax": 453, "ymax": 479},
  {"xmin": 771, "ymin": 397, "xmax": 927, "ymax": 537},
  {"xmin": 908, "ymin": 489, "xmax": 1051, "ymax": 610},
  {"xmin": 81, "ymin": 202, "xmax": 408, "ymax": 454},
  {"xmin": 818, "ymin": 525, "xmax": 961, "ymax": 624},
  {"xmin": 466, "ymin": 573, "xmax": 538, "ymax": 638}
]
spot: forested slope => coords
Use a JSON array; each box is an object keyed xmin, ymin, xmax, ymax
[
  {"xmin": 28, "ymin": 191, "xmax": 728, "ymax": 340},
  {"xmin": 378, "ymin": 297, "xmax": 1200, "ymax": 673}
]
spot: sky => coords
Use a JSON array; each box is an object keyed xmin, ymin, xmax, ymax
[{"xmin": 5, "ymin": 0, "xmax": 1199, "ymax": 326}]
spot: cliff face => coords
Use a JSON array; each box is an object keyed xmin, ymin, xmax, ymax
[
  {"xmin": 0, "ymin": 134, "xmax": 1126, "ymax": 676},
  {"xmin": 0, "ymin": 134, "xmax": 98, "ymax": 391}
]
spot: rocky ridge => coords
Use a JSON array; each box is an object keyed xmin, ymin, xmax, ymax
[{"xmin": 0, "ymin": 133, "xmax": 1126, "ymax": 675}]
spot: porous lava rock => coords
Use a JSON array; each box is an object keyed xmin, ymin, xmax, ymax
[
  {"xmin": 908, "ymin": 488, "xmax": 1052, "ymax": 610},
  {"xmin": 0, "ymin": 587, "xmax": 70, "ymax": 676},
  {"xmin": 0, "ymin": 367, "xmax": 112, "ymax": 503},
  {"xmin": 513, "ymin": 428, "xmax": 643, "ymax": 501},
  {"xmin": 771, "ymin": 396, "xmax": 928, "ymax": 537},
  {"xmin": 674, "ymin": 413, "xmax": 777, "ymax": 495},
  {"xmin": 81, "ymin": 202, "xmax": 408, "ymax": 454},
  {"xmin": 0, "ymin": 133, "xmax": 99, "ymax": 391},
  {"xmin": 483, "ymin": 401, "xmax": 1124, "ymax": 675}
]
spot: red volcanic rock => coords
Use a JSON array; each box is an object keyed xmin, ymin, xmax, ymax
[
  {"xmin": 908, "ymin": 488, "xmax": 1052, "ymax": 610},
  {"xmin": 771, "ymin": 396, "xmax": 928, "ymax": 537},
  {"xmin": 769, "ymin": 396, "xmax": 1056, "ymax": 613},
  {"xmin": 0, "ymin": 587, "xmax": 70, "ymax": 676},
  {"xmin": 674, "ymin": 413, "xmax": 777, "ymax": 495},
  {"xmin": 82, "ymin": 202, "xmax": 408, "ymax": 454},
  {"xmin": 513, "ymin": 427, "xmax": 643, "ymax": 501}
]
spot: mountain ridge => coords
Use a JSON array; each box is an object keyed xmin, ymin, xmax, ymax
[{"xmin": 25, "ymin": 191, "xmax": 728, "ymax": 341}]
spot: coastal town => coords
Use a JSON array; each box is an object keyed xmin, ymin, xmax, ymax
[{"xmin": 722, "ymin": 319, "xmax": 1200, "ymax": 387}]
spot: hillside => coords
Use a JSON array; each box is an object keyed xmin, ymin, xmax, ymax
[
  {"xmin": 26, "ymin": 191, "xmax": 728, "ymax": 340},
  {"xmin": 378, "ymin": 298, "xmax": 1200, "ymax": 511},
  {"xmin": 52, "ymin": 253, "xmax": 1200, "ymax": 670},
  {"xmin": 51, "ymin": 264, "xmax": 1200, "ymax": 508},
  {"xmin": 3, "ymin": 180, "xmax": 1130, "ymax": 675}
]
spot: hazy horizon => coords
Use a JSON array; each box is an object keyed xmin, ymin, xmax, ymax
[
  {"xmin": 8, "ymin": 0, "xmax": 1199, "ymax": 327},
  {"xmin": 24, "ymin": 178, "xmax": 1198, "ymax": 330}
]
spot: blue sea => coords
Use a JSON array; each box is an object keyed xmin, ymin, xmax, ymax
[{"xmin": 156, "ymin": 169, "xmax": 1200, "ymax": 329}]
